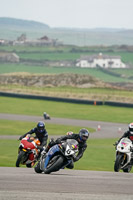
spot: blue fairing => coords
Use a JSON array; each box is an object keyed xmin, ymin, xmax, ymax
[{"xmin": 44, "ymin": 145, "xmax": 60, "ymax": 168}]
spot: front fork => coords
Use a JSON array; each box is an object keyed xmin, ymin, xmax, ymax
[{"xmin": 117, "ymin": 152, "xmax": 130, "ymax": 169}]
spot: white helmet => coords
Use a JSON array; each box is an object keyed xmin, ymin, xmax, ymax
[{"xmin": 128, "ymin": 123, "xmax": 133, "ymax": 134}]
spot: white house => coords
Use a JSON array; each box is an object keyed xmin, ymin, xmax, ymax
[{"xmin": 76, "ymin": 53, "xmax": 126, "ymax": 68}]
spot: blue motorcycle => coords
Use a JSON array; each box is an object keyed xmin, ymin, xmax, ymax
[{"xmin": 34, "ymin": 139, "xmax": 78, "ymax": 174}]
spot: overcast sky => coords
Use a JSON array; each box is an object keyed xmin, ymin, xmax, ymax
[{"xmin": 0, "ymin": 0, "xmax": 133, "ymax": 29}]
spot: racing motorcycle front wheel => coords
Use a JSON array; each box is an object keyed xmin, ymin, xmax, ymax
[
  {"xmin": 44, "ymin": 155, "xmax": 64, "ymax": 174},
  {"xmin": 16, "ymin": 150, "xmax": 28, "ymax": 167},
  {"xmin": 114, "ymin": 154, "xmax": 125, "ymax": 172}
]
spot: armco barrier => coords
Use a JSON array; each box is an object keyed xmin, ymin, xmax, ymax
[
  {"xmin": 105, "ymin": 101, "xmax": 133, "ymax": 108},
  {"xmin": 0, "ymin": 92, "xmax": 133, "ymax": 108}
]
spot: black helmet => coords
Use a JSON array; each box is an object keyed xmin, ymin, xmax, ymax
[
  {"xmin": 37, "ymin": 121, "xmax": 45, "ymax": 133},
  {"xmin": 129, "ymin": 123, "xmax": 133, "ymax": 134},
  {"xmin": 79, "ymin": 128, "xmax": 89, "ymax": 142}
]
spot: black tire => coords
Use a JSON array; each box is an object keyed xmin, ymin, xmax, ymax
[
  {"xmin": 26, "ymin": 163, "xmax": 32, "ymax": 168},
  {"xmin": 34, "ymin": 161, "xmax": 43, "ymax": 173},
  {"xmin": 44, "ymin": 156, "xmax": 64, "ymax": 174},
  {"xmin": 123, "ymin": 165, "xmax": 132, "ymax": 173},
  {"xmin": 16, "ymin": 151, "xmax": 27, "ymax": 167},
  {"xmin": 114, "ymin": 154, "xmax": 124, "ymax": 172}
]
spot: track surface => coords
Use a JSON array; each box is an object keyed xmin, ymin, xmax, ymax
[
  {"xmin": 0, "ymin": 113, "xmax": 131, "ymax": 200},
  {"xmin": 0, "ymin": 167, "xmax": 133, "ymax": 200}
]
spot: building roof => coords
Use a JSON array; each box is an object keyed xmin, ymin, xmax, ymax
[{"xmin": 79, "ymin": 53, "xmax": 121, "ymax": 61}]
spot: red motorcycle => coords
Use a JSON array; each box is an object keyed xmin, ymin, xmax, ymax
[{"xmin": 16, "ymin": 135, "xmax": 40, "ymax": 168}]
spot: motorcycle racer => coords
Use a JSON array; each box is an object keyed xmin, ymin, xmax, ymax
[
  {"xmin": 117, "ymin": 123, "xmax": 133, "ymax": 144},
  {"xmin": 45, "ymin": 128, "xmax": 89, "ymax": 169},
  {"xmin": 19, "ymin": 121, "xmax": 48, "ymax": 153}
]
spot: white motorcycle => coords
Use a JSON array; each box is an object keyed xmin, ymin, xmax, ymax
[{"xmin": 114, "ymin": 137, "xmax": 133, "ymax": 173}]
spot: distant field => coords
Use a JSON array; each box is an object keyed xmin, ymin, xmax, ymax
[
  {"xmin": 0, "ymin": 63, "xmax": 133, "ymax": 83},
  {"xmin": 1, "ymin": 45, "xmax": 133, "ymax": 104},
  {"xmin": 17, "ymin": 51, "xmax": 133, "ymax": 64},
  {"xmin": 18, "ymin": 52, "xmax": 81, "ymax": 61},
  {"xmin": 0, "ymin": 45, "xmax": 133, "ymax": 83},
  {"xmin": 111, "ymin": 68, "xmax": 133, "ymax": 77},
  {"xmin": 0, "ymin": 45, "xmax": 133, "ymax": 64}
]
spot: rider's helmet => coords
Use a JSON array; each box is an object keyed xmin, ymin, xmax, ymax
[
  {"xmin": 37, "ymin": 121, "xmax": 45, "ymax": 133},
  {"xmin": 79, "ymin": 128, "xmax": 89, "ymax": 142},
  {"xmin": 128, "ymin": 123, "xmax": 133, "ymax": 134}
]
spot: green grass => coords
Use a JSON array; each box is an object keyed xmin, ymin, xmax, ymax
[
  {"xmin": 18, "ymin": 52, "xmax": 81, "ymax": 61},
  {"xmin": 0, "ymin": 139, "xmax": 18, "ymax": 167},
  {"xmin": 111, "ymin": 68, "xmax": 133, "ymax": 77},
  {"xmin": 75, "ymin": 138, "xmax": 133, "ymax": 172},
  {"xmin": 75, "ymin": 138, "xmax": 116, "ymax": 171},
  {"xmin": 1, "ymin": 84, "xmax": 133, "ymax": 100},
  {"xmin": 0, "ymin": 119, "xmax": 95, "ymax": 136},
  {"xmin": 0, "ymin": 118, "xmax": 94, "ymax": 168},
  {"xmin": 0, "ymin": 138, "xmax": 116, "ymax": 170},
  {"xmin": 1, "ymin": 138, "xmax": 133, "ymax": 172},
  {"xmin": 1, "ymin": 96, "xmax": 133, "ymax": 171},
  {"xmin": 0, "ymin": 63, "xmax": 133, "ymax": 83},
  {"xmin": 17, "ymin": 51, "xmax": 133, "ymax": 65},
  {"xmin": 0, "ymin": 96, "xmax": 133, "ymax": 123}
]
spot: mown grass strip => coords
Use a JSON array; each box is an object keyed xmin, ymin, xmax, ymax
[
  {"xmin": 0, "ymin": 96, "xmax": 133, "ymax": 123},
  {"xmin": 0, "ymin": 119, "xmax": 95, "ymax": 136},
  {"xmin": 1, "ymin": 138, "xmax": 133, "ymax": 173}
]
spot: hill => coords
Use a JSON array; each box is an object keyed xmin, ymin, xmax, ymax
[
  {"xmin": 0, "ymin": 17, "xmax": 50, "ymax": 31},
  {"xmin": 0, "ymin": 17, "xmax": 133, "ymax": 46}
]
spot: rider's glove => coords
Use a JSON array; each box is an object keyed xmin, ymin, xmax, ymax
[
  {"xmin": 114, "ymin": 141, "xmax": 118, "ymax": 146},
  {"xmin": 73, "ymin": 156, "xmax": 78, "ymax": 162},
  {"xmin": 56, "ymin": 139, "xmax": 61, "ymax": 144},
  {"xmin": 37, "ymin": 146, "xmax": 43, "ymax": 150},
  {"xmin": 49, "ymin": 138, "xmax": 54, "ymax": 143},
  {"xmin": 41, "ymin": 147, "xmax": 46, "ymax": 155},
  {"xmin": 73, "ymin": 153, "xmax": 79, "ymax": 162}
]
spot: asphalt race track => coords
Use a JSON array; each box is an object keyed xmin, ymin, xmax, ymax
[
  {"xmin": 0, "ymin": 167, "xmax": 133, "ymax": 200},
  {"xmin": 0, "ymin": 113, "xmax": 132, "ymax": 200}
]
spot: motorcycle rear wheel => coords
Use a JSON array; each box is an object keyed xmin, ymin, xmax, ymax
[
  {"xmin": 16, "ymin": 151, "xmax": 27, "ymax": 167},
  {"xmin": 44, "ymin": 156, "xmax": 64, "ymax": 174},
  {"xmin": 114, "ymin": 154, "xmax": 124, "ymax": 172}
]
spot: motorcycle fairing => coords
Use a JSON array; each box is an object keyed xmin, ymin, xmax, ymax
[
  {"xmin": 44, "ymin": 144, "xmax": 60, "ymax": 168},
  {"xmin": 65, "ymin": 145, "xmax": 75, "ymax": 156},
  {"xmin": 20, "ymin": 140, "xmax": 36, "ymax": 150}
]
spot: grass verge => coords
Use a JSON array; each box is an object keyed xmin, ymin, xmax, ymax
[
  {"xmin": 0, "ymin": 119, "xmax": 95, "ymax": 136},
  {"xmin": 0, "ymin": 96, "xmax": 133, "ymax": 123},
  {"xmin": 1, "ymin": 138, "xmax": 133, "ymax": 173}
]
